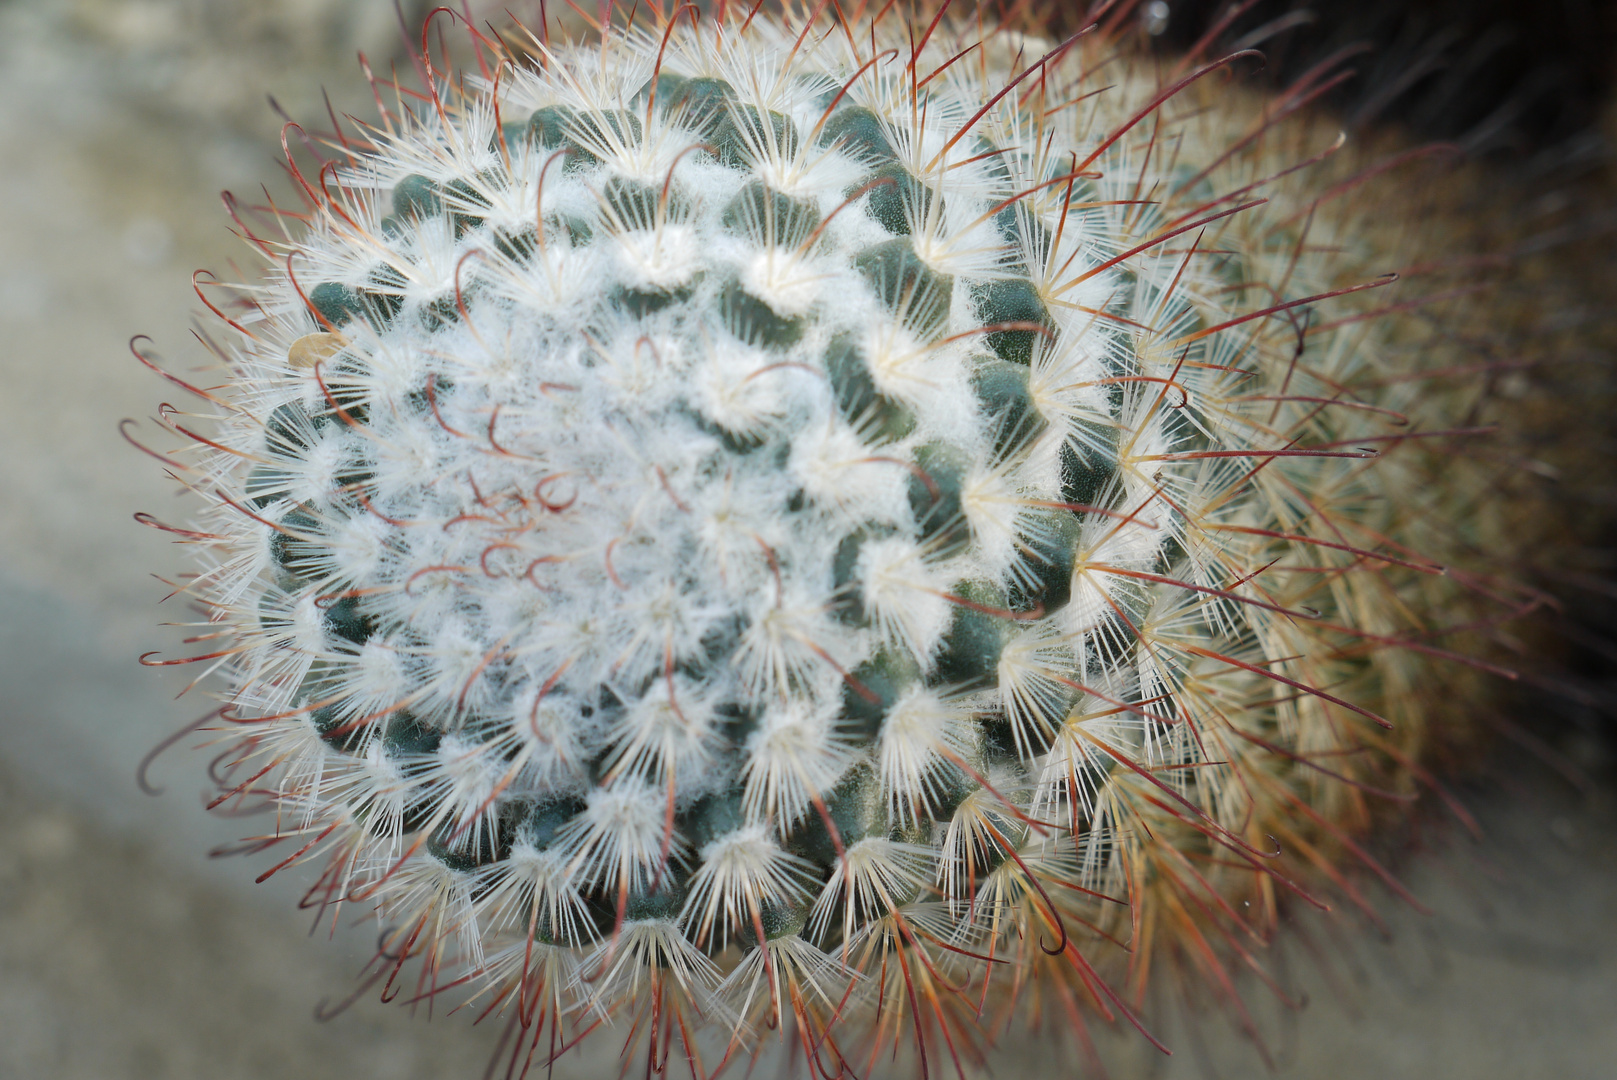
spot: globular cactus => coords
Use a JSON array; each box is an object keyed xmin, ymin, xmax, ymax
[{"xmin": 138, "ymin": 1, "xmax": 1534, "ymax": 1073}]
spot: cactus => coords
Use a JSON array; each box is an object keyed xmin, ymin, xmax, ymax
[{"xmin": 138, "ymin": 2, "xmax": 1535, "ymax": 1072}]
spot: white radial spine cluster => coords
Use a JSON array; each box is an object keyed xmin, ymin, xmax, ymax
[{"xmin": 140, "ymin": 1, "xmax": 1516, "ymax": 1071}]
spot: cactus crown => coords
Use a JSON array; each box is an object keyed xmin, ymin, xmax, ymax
[{"xmin": 144, "ymin": 1, "xmax": 1514, "ymax": 1071}]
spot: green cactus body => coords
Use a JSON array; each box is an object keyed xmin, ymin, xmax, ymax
[{"xmin": 143, "ymin": 2, "xmax": 1520, "ymax": 1070}]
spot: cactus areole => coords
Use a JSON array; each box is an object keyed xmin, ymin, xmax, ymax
[{"xmin": 139, "ymin": 2, "xmax": 1524, "ymax": 1072}]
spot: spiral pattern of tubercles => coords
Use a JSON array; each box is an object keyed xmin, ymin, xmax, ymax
[{"xmin": 151, "ymin": 5, "xmax": 1514, "ymax": 1069}]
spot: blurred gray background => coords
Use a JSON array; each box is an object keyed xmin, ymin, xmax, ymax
[{"xmin": 0, "ymin": 1, "xmax": 1612, "ymax": 1077}]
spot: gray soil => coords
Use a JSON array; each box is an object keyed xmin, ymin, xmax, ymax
[{"xmin": 1, "ymin": 2, "xmax": 1612, "ymax": 1077}]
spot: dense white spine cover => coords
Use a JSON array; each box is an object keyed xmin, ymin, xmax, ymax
[{"xmin": 146, "ymin": 3, "xmax": 1513, "ymax": 1069}]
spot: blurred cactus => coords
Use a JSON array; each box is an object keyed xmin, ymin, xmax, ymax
[{"xmin": 136, "ymin": 1, "xmax": 1547, "ymax": 1072}]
